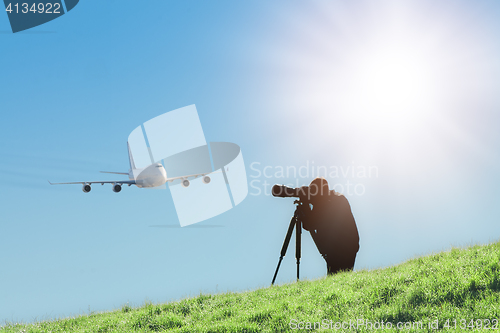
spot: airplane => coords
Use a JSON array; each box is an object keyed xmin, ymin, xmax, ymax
[{"xmin": 49, "ymin": 143, "xmax": 213, "ymax": 193}]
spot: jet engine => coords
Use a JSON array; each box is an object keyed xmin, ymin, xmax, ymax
[
  {"xmin": 202, "ymin": 176, "xmax": 211, "ymax": 184},
  {"xmin": 181, "ymin": 179, "xmax": 190, "ymax": 188},
  {"xmin": 112, "ymin": 184, "xmax": 122, "ymax": 193},
  {"xmin": 82, "ymin": 184, "xmax": 91, "ymax": 193}
]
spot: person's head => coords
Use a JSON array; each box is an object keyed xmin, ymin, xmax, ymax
[{"xmin": 308, "ymin": 177, "xmax": 330, "ymax": 201}]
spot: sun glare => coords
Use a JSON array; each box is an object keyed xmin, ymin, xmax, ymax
[
  {"xmin": 268, "ymin": 0, "xmax": 494, "ymax": 167},
  {"xmin": 343, "ymin": 42, "xmax": 438, "ymax": 140},
  {"xmin": 358, "ymin": 47, "xmax": 430, "ymax": 112}
]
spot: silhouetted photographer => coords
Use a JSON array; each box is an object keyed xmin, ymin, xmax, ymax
[{"xmin": 272, "ymin": 177, "xmax": 359, "ymax": 277}]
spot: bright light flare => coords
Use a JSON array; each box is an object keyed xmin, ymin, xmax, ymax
[
  {"xmin": 260, "ymin": 0, "xmax": 499, "ymax": 176},
  {"xmin": 335, "ymin": 41, "xmax": 440, "ymax": 144},
  {"xmin": 264, "ymin": 2, "xmax": 491, "ymax": 150},
  {"xmin": 356, "ymin": 46, "xmax": 431, "ymax": 112}
]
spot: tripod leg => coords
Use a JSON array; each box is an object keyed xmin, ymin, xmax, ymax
[
  {"xmin": 271, "ymin": 217, "xmax": 296, "ymax": 285},
  {"xmin": 271, "ymin": 257, "xmax": 283, "ymax": 286},
  {"xmin": 296, "ymin": 219, "xmax": 301, "ymax": 281}
]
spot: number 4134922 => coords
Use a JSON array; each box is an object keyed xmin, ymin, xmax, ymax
[
  {"xmin": 5, "ymin": 3, "xmax": 61, "ymax": 14},
  {"xmin": 443, "ymin": 319, "xmax": 498, "ymax": 329}
]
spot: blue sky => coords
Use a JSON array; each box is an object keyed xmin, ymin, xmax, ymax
[{"xmin": 1, "ymin": 0, "xmax": 500, "ymax": 324}]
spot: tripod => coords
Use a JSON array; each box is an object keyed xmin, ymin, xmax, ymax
[{"xmin": 271, "ymin": 200, "xmax": 304, "ymax": 285}]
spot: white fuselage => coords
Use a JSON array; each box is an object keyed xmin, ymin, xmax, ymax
[{"xmin": 130, "ymin": 163, "xmax": 168, "ymax": 188}]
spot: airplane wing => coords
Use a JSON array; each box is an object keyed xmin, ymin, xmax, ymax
[
  {"xmin": 165, "ymin": 169, "xmax": 225, "ymax": 182},
  {"xmin": 48, "ymin": 180, "xmax": 136, "ymax": 185},
  {"xmin": 99, "ymin": 171, "xmax": 129, "ymax": 175}
]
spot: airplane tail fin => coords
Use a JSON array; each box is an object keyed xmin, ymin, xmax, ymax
[{"xmin": 127, "ymin": 142, "xmax": 136, "ymax": 170}]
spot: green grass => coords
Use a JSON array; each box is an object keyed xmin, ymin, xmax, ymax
[{"xmin": 3, "ymin": 242, "xmax": 500, "ymax": 332}]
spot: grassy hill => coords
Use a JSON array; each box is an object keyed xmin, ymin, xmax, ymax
[{"xmin": 3, "ymin": 242, "xmax": 500, "ymax": 332}]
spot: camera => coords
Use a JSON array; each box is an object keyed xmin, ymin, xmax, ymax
[{"xmin": 271, "ymin": 184, "xmax": 309, "ymax": 198}]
